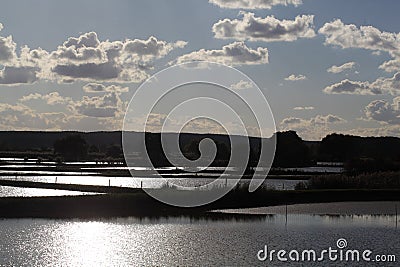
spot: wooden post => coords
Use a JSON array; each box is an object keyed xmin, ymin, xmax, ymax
[
  {"xmin": 285, "ymin": 204, "xmax": 288, "ymax": 227},
  {"xmin": 108, "ymin": 179, "xmax": 110, "ymax": 187}
]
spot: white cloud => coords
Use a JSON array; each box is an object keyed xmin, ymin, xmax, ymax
[
  {"xmin": 293, "ymin": 106, "xmax": 314, "ymax": 110},
  {"xmin": 379, "ymin": 59, "xmax": 400, "ymax": 73},
  {"xmin": 319, "ymin": 19, "xmax": 400, "ymax": 56},
  {"xmin": 346, "ymin": 125, "xmax": 400, "ymax": 138},
  {"xmin": 14, "ymin": 91, "xmax": 126, "ymax": 130},
  {"xmin": 281, "ymin": 114, "xmax": 346, "ymax": 126},
  {"xmin": 82, "ymin": 83, "xmax": 129, "ymax": 93},
  {"xmin": 213, "ymin": 12, "xmax": 315, "ymax": 42},
  {"xmin": 0, "ymin": 35, "xmax": 17, "ymax": 64},
  {"xmin": 323, "ymin": 72, "xmax": 400, "ymax": 95},
  {"xmin": 285, "ymin": 74, "xmax": 307, "ymax": 81},
  {"xmin": 323, "ymin": 79, "xmax": 378, "ymax": 95},
  {"xmin": 372, "ymin": 72, "xmax": 400, "ymax": 95},
  {"xmin": 327, "ymin": 61, "xmax": 356, "ymax": 74},
  {"xmin": 49, "ymin": 34, "xmax": 186, "ymax": 83},
  {"xmin": 174, "ymin": 42, "xmax": 269, "ymax": 66},
  {"xmin": 20, "ymin": 92, "xmax": 71, "ymax": 106},
  {"xmin": 230, "ymin": 80, "xmax": 254, "ymax": 90},
  {"xmin": 121, "ymin": 36, "xmax": 187, "ymax": 63},
  {"xmin": 68, "ymin": 92, "xmax": 124, "ymax": 118},
  {"xmin": 0, "ymin": 103, "xmax": 64, "ymax": 130},
  {"xmin": 0, "ymin": 28, "xmax": 187, "ymax": 85},
  {"xmin": 319, "ymin": 19, "xmax": 400, "ymax": 74},
  {"xmin": 280, "ymin": 114, "xmax": 347, "ymax": 140},
  {"xmin": 19, "ymin": 46, "xmax": 49, "ymax": 67},
  {"xmin": 364, "ymin": 97, "xmax": 400, "ymax": 124},
  {"xmin": 0, "ymin": 66, "xmax": 39, "ymax": 85},
  {"xmin": 209, "ymin": 0, "xmax": 302, "ymax": 10}
]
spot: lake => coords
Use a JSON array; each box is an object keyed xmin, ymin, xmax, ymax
[
  {"xmin": 0, "ymin": 158, "xmax": 340, "ymax": 197},
  {"xmin": 0, "ymin": 202, "xmax": 398, "ymax": 266}
]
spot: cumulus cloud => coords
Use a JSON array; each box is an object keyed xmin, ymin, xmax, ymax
[
  {"xmin": 281, "ymin": 114, "xmax": 346, "ymax": 126},
  {"xmin": 20, "ymin": 92, "xmax": 71, "ymax": 105},
  {"xmin": 327, "ymin": 62, "xmax": 356, "ymax": 74},
  {"xmin": 319, "ymin": 19, "xmax": 400, "ymax": 73},
  {"xmin": 83, "ymin": 83, "xmax": 129, "ymax": 93},
  {"xmin": 364, "ymin": 97, "xmax": 400, "ymax": 124},
  {"xmin": 49, "ymin": 33, "xmax": 186, "ymax": 83},
  {"xmin": 174, "ymin": 42, "xmax": 269, "ymax": 66},
  {"xmin": 347, "ymin": 125, "xmax": 400, "ymax": 138},
  {"xmin": 293, "ymin": 106, "xmax": 314, "ymax": 110},
  {"xmin": 230, "ymin": 80, "xmax": 254, "ymax": 90},
  {"xmin": 19, "ymin": 46, "xmax": 50, "ymax": 67},
  {"xmin": 372, "ymin": 72, "xmax": 400, "ymax": 95},
  {"xmin": 0, "ymin": 66, "xmax": 39, "ymax": 85},
  {"xmin": 319, "ymin": 19, "xmax": 400, "ymax": 56},
  {"xmin": 308, "ymin": 19, "xmax": 400, "ymax": 96},
  {"xmin": 379, "ymin": 59, "xmax": 400, "ymax": 73},
  {"xmin": 0, "ymin": 103, "xmax": 64, "ymax": 130},
  {"xmin": 0, "ymin": 25, "xmax": 41, "ymax": 85},
  {"xmin": 209, "ymin": 0, "xmax": 302, "ymax": 10},
  {"xmin": 0, "ymin": 35, "xmax": 17, "ymax": 63},
  {"xmin": 15, "ymin": 91, "xmax": 126, "ymax": 130},
  {"xmin": 285, "ymin": 74, "xmax": 307, "ymax": 81},
  {"xmin": 324, "ymin": 72, "xmax": 400, "ymax": 95},
  {"xmin": 323, "ymin": 79, "xmax": 378, "ymax": 95},
  {"xmin": 280, "ymin": 114, "xmax": 346, "ymax": 140},
  {"xmin": 213, "ymin": 12, "xmax": 315, "ymax": 42},
  {"xmin": 121, "ymin": 37, "xmax": 187, "ymax": 63},
  {"xmin": 68, "ymin": 92, "xmax": 124, "ymax": 118},
  {"xmin": 0, "ymin": 27, "xmax": 187, "ymax": 85}
]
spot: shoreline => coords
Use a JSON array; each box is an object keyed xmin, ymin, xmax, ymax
[{"xmin": 0, "ymin": 189, "xmax": 399, "ymax": 219}]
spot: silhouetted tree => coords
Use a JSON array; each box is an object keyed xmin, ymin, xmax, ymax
[
  {"xmin": 54, "ymin": 134, "xmax": 88, "ymax": 161},
  {"xmin": 319, "ymin": 133, "xmax": 400, "ymax": 162},
  {"xmin": 344, "ymin": 157, "xmax": 400, "ymax": 174},
  {"xmin": 106, "ymin": 144, "xmax": 123, "ymax": 158},
  {"xmin": 88, "ymin": 144, "xmax": 100, "ymax": 153},
  {"xmin": 272, "ymin": 131, "xmax": 311, "ymax": 167},
  {"xmin": 182, "ymin": 138, "xmax": 231, "ymax": 163}
]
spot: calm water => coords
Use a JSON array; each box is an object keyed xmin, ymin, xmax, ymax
[
  {"xmin": 0, "ymin": 203, "xmax": 398, "ymax": 266},
  {"xmin": 0, "ymin": 176, "xmax": 303, "ymax": 197},
  {"xmin": 0, "ymin": 159, "xmax": 330, "ymax": 197},
  {"xmin": 0, "ymin": 186, "xmax": 98, "ymax": 197}
]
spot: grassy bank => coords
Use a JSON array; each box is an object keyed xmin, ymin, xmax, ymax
[
  {"xmin": 0, "ymin": 179, "xmax": 141, "ymax": 194},
  {"xmin": 300, "ymin": 171, "xmax": 400, "ymax": 190},
  {"xmin": 0, "ymin": 188, "xmax": 399, "ymax": 218}
]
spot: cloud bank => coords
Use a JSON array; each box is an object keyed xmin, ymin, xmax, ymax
[
  {"xmin": 175, "ymin": 42, "xmax": 269, "ymax": 66},
  {"xmin": 209, "ymin": 0, "xmax": 302, "ymax": 10},
  {"xmin": 213, "ymin": 13, "xmax": 315, "ymax": 42}
]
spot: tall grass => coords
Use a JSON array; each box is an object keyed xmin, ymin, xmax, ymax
[{"xmin": 301, "ymin": 171, "xmax": 400, "ymax": 190}]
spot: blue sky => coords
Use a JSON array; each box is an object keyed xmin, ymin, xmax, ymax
[{"xmin": 0, "ymin": 0, "xmax": 400, "ymax": 140}]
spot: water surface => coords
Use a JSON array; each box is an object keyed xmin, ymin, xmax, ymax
[{"xmin": 0, "ymin": 202, "xmax": 398, "ymax": 266}]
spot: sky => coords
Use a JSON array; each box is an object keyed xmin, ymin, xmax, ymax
[{"xmin": 0, "ymin": 0, "xmax": 400, "ymax": 140}]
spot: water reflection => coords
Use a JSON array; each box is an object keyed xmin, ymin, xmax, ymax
[
  {"xmin": 0, "ymin": 186, "xmax": 98, "ymax": 197},
  {"xmin": 0, "ymin": 212, "xmax": 398, "ymax": 266},
  {"xmin": 0, "ymin": 175, "xmax": 304, "ymax": 197}
]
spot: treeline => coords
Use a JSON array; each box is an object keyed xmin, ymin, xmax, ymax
[{"xmin": 1, "ymin": 131, "xmax": 400, "ymax": 170}]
